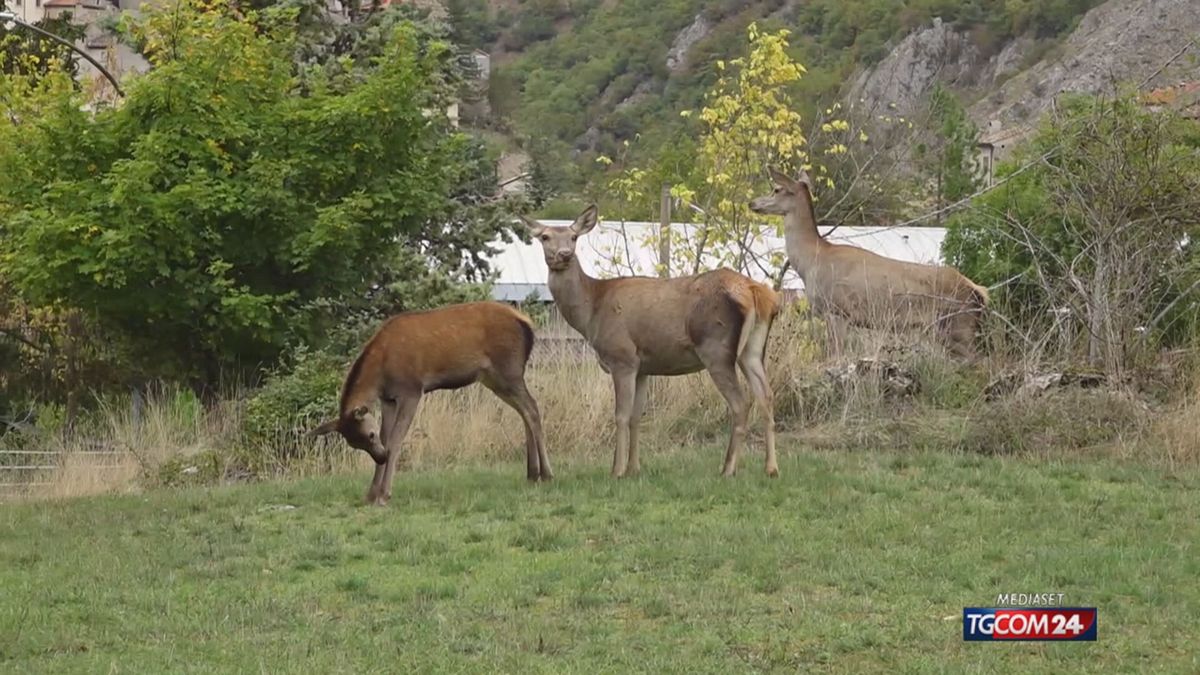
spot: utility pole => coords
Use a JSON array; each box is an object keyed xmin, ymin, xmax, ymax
[{"xmin": 658, "ymin": 183, "xmax": 671, "ymax": 277}]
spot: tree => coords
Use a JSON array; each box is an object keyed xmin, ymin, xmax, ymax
[
  {"xmin": 445, "ymin": 0, "xmax": 497, "ymax": 50},
  {"xmin": 0, "ymin": 11, "xmax": 84, "ymax": 82},
  {"xmin": 0, "ymin": 0, "xmax": 514, "ymax": 390},
  {"xmin": 916, "ymin": 83, "xmax": 980, "ymax": 221},
  {"xmin": 600, "ymin": 23, "xmax": 915, "ymax": 284},
  {"xmin": 944, "ymin": 94, "xmax": 1200, "ymax": 373}
]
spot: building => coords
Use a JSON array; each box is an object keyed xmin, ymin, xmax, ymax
[
  {"xmin": 484, "ymin": 221, "xmax": 949, "ymax": 303},
  {"xmin": 976, "ymin": 120, "xmax": 1034, "ymax": 185},
  {"xmin": 7, "ymin": 0, "xmax": 48, "ymax": 24},
  {"xmin": 7, "ymin": 0, "xmax": 149, "ymax": 94}
]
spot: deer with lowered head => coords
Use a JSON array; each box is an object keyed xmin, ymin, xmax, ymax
[
  {"xmin": 310, "ymin": 301, "xmax": 552, "ymax": 506},
  {"xmin": 522, "ymin": 205, "xmax": 782, "ymax": 478},
  {"xmin": 750, "ymin": 167, "xmax": 989, "ymax": 358}
]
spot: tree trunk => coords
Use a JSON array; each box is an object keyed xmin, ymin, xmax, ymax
[
  {"xmin": 658, "ymin": 184, "xmax": 671, "ymax": 278},
  {"xmin": 1087, "ymin": 253, "xmax": 1110, "ymax": 370}
]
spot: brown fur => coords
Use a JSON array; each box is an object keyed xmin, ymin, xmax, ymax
[
  {"xmin": 311, "ymin": 301, "xmax": 551, "ymax": 505},
  {"xmin": 522, "ymin": 205, "xmax": 782, "ymax": 478},
  {"xmin": 751, "ymin": 167, "xmax": 988, "ymax": 358}
]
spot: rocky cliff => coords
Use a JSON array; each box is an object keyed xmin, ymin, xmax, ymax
[
  {"xmin": 851, "ymin": 0, "xmax": 1200, "ymax": 152},
  {"xmin": 970, "ymin": 0, "xmax": 1200, "ymax": 127}
]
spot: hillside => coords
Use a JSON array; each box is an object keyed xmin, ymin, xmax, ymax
[{"xmin": 447, "ymin": 0, "xmax": 1199, "ymax": 186}]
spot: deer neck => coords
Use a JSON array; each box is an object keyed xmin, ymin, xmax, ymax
[
  {"xmin": 783, "ymin": 187, "xmax": 828, "ymax": 279},
  {"xmin": 547, "ymin": 258, "xmax": 599, "ymax": 337},
  {"xmin": 338, "ymin": 348, "xmax": 383, "ymax": 417}
]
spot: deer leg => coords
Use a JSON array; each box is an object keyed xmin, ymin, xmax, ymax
[
  {"xmin": 610, "ymin": 369, "xmax": 638, "ymax": 478},
  {"xmin": 364, "ymin": 402, "xmax": 396, "ymax": 505},
  {"xmin": 515, "ymin": 380, "xmax": 554, "ymax": 481},
  {"xmin": 825, "ymin": 314, "xmax": 847, "ymax": 359},
  {"xmin": 942, "ymin": 312, "xmax": 981, "ymax": 362},
  {"xmin": 375, "ymin": 394, "xmax": 421, "ymax": 507},
  {"xmin": 703, "ymin": 358, "xmax": 749, "ymax": 478},
  {"xmin": 738, "ymin": 343, "xmax": 778, "ymax": 479},
  {"xmin": 484, "ymin": 377, "xmax": 552, "ymax": 482},
  {"xmin": 625, "ymin": 374, "xmax": 649, "ymax": 476},
  {"xmin": 366, "ymin": 462, "xmax": 386, "ymax": 505}
]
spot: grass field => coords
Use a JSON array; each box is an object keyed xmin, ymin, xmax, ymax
[{"xmin": 2, "ymin": 443, "xmax": 1198, "ymax": 673}]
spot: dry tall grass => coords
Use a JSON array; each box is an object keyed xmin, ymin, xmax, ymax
[
  {"xmin": 8, "ymin": 304, "xmax": 1196, "ymax": 501},
  {"xmin": 3, "ymin": 386, "xmax": 244, "ymax": 501},
  {"xmin": 1145, "ymin": 369, "xmax": 1200, "ymax": 468}
]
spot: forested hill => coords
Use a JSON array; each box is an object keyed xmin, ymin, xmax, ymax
[{"xmin": 446, "ymin": 0, "xmax": 1110, "ymax": 180}]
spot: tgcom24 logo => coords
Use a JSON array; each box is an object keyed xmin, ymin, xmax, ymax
[{"xmin": 963, "ymin": 607, "xmax": 1098, "ymax": 642}]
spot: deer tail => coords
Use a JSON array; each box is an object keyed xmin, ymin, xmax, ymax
[
  {"xmin": 501, "ymin": 304, "xmax": 537, "ymax": 363},
  {"xmin": 734, "ymin": 283, "xmax": 781, "ymax": 360},
  {"xmin": 750, "ymin": 283, "xmax": 782, "ymax": 324}
]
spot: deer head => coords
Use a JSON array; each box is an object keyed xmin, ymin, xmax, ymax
[
  {"xmin": 749, "ymin": 167, "xmax": 815, "ymax": 216},
  {"xmin": 310, "ymin": 405, "xmax": 385, "ymax": 461},
  {"xmin": 521, "ymin": 204, "xmax": 599, "ymax": 271}
]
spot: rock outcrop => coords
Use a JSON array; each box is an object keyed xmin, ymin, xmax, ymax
[
  {"xmin": 666, "ymin": 14, "xmax": 711, "ymax": 74},
  {"xmin": 848, "ymin": 17, "xmax": 985, "ymax": 118},
  {"xmin": 969, "ymin": 0, "xmax": 1200, "ymax": 128},
  {"xmin": 850, "ymin": 0, "xmax": 1200, "ymax": 157}
]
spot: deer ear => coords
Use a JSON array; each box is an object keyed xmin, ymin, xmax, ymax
[
  {"xmin": 571, "ymin": 204, "xmax": 598, "ymax": 235},
  {"xmin": 795, "ymin": 166, "xmax": 814, "ymax": 190},
  {"xmin": 351, "ymin": 405, "xmax": 370, "ymax": 421},
  {"xmin": 518, "ymin": 214, "xmax": 546, "ymax": 238},
  {"xmin": 768, "ymin": 166, "xmax": 799, "ymax": 190},
  {"xmin": 309, "ymin": 418, "xmax": 339, "ymax": 437}
]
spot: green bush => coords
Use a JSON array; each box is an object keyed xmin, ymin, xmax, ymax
[{"xmin": 237, "ymin": 346, "xmax": 346, "ymax": 472}]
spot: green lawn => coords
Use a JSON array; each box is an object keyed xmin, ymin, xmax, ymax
[{"xmin": 2, "ymin": 445, "xmax": 1198, "ymax": 673}]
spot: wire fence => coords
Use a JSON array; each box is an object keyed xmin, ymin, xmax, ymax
[{"xmin": 0, "ymin": 446, "xmax": 128, "ymax": 490}]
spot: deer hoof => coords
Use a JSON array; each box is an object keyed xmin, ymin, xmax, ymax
[{"xmin": 371, "ymin": 495, "xmax": 390, "ymax": 507}]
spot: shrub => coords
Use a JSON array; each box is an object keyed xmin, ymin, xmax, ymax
[
  {"xmin": 961, "ymin": 389, "xmax": 1149, "ymax": 457},
  {"xmin": 237, "ymin": 346, "xmax": 346, "ymax": 472}
]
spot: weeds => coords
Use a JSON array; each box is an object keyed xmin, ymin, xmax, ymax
[{"xmin": 3, "ymin": 308, "xmax": 1196, "ymax": 501}]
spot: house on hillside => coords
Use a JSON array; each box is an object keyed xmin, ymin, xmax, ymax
[
  {"xmin": 10, "ymin": 0, "xmax": 149, "ymax": 96},
  {"xmin": 976, "ymin": 120, "xmax": 1034, "ymax": 185},
  {"xmin": 7, "ymin": 0, "xmax": 49, "ymax": 24}
]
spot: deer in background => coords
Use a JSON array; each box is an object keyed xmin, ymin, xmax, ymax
[
  {"xmin": 522, "ymin": 205, "xmax": 781, "ymax": 478},
  {"xmin": 750, "ymin": 167, "xmax": 989, "ymax": 358},
  {"xmin": 310, "ymin": 302, "xmax": 552, "ymax": 506}
]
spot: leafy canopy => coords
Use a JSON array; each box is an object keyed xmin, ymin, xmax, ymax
[
  {"xmin": 0, "ymin": 0, "xmax": 502, "ymax": 383},
  {"xmin": 599, "ymin": 23, "xmax": 900, "ymax": 282},
  {"xmin": 944, "ymin": 94, "xmax": 1200, "ymax": 365}
]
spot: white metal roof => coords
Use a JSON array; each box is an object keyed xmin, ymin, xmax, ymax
[{"xmin": 484, "ymin": 221, "xmax": 947, "ymax": 301}]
